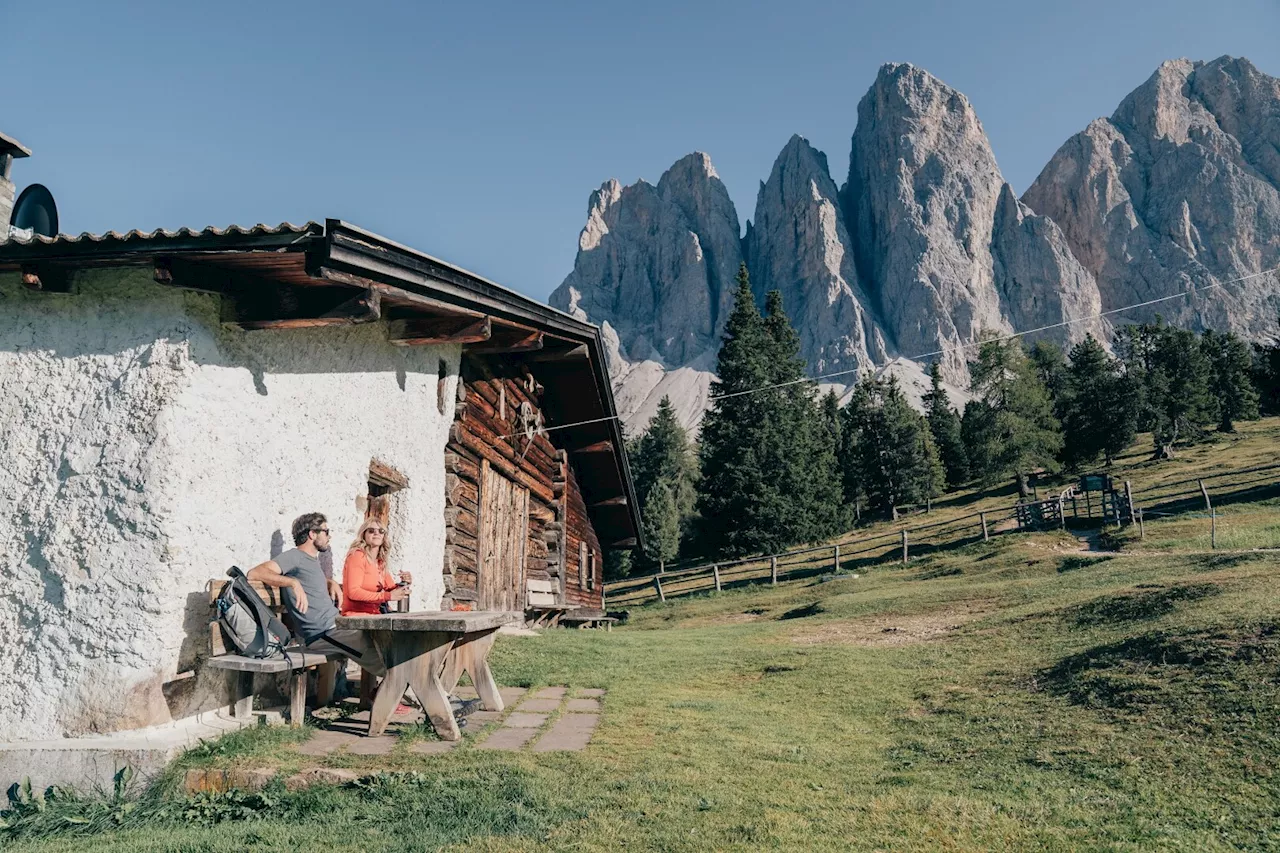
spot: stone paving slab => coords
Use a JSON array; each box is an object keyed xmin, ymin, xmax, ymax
[
  {"xmin": 503, "ymin": 712, "xmax": 548, "ymax": 729},
  {"xmin": 467, "ymin": 710, "xmax": 503, "ymax": 725},
  {"xmin": 533, "ymin": 686, "xmax": 568, "ymax": 700},
  {"xmin": 532, "ymin": 713, "xmax": 598, "ymax": 752},
  {"xmin": 477, "ymin": 726, "xmax": 539, "ymax": 751},
  {"xmin": 498, "ymin": 686, "xmax": 528, "ymax": 705},
  {"xmin": 296, "ymin": 729, "xmax": 363, "ymax": 756},
  {"xmin": 565, "ymin": 698, "xmax": 601, "ymax": 712},
  {"xmin": 345, "ymin": 735, "xmax": 399, "ymax": 756},
  {"xmin": 515, "ymin": 698, "xmax": 561, "ymax": 713}
]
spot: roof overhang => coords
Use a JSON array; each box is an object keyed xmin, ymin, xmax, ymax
[{"xmin": 0, "ymin": 219, "xmax": 642, "ymax": 549}]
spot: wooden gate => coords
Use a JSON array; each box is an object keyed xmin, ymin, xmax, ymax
[{"xmin": 478, "ymin": 459, "xmax": 529, "ymax": 611}]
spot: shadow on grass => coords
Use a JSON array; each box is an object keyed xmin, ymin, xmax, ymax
[
  {"xmin": 778, "ymin": 602, "xmax": 824, "ymax": 620},
  {"xmin": 1062, "ymin": 583, "xmax": 1220, "ymax": 628},
  {"xmin": 1038, "ymin": 621, "xmax": 1280, "ymax": 717}
]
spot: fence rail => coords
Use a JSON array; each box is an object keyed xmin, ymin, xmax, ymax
[{"xmin": 604, "ymin": 460, "xmax": 1280, "ymax": 608}]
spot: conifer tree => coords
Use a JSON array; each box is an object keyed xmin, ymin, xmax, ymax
[
  {"xmin": 841, "ymin": 376, "xmax": 939, "ymax": 516},
  {"xmin": 629, "ymin": 395, "xmax": 698, "ymax": 557},
  {"xmin": 1060, "ymin": 335, "xmax": 1136, "ymax": 468},
  {"xmin": 922, "ymin": 361, "xmax": 969, "ymax": 488},
  {"xmin": 1253, "ymin": 336, "xmax": 1280, "ymax": 415},
  {"xmin": 640, "ymin": 479, "xmax": 681, "ymax": 570},
  {"xmin": 695, "ymin": 266, "xmax": 782, "ymax": 556},
  {"xmin": 1203, "ymin": 330, "xmax": 1259, "ymax": 432},
  {"xmin": 1118, "ymin": 321, "xmax": 1213, "ymax": 458},
  {"xmin": 1028, "ymin": 340, "xmax": 1068, "ymax": 418},
  {"xmin": 968, "ymin": 336, "xmax": 1063, "ymax": 495}
]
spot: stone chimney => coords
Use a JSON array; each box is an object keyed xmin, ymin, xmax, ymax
[{"xmin": 0, "ymin": 131, "xmax": 31, "ymax": 235}]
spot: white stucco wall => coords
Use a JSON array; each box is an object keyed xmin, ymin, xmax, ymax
[{"xmin": 0, "ymin": 269, "xmax": 458, "ymax": 741}]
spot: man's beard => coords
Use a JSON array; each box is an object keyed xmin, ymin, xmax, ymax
[{"xmin": 317, "ymin": 542, "xmax": 331, "ymax": 552}]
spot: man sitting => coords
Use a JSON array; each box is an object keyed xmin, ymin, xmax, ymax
[{"xmin": 248, "ymin": 512, "xmax": 394, "ymax": 676}]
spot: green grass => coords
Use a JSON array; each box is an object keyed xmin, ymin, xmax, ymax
[{"xmin": 6, "ymin": 423, "xmax": 1280, "ymax": 851}]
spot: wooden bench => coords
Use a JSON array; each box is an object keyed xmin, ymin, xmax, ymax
[
  {"xmin": 557, "ymin": 612, "xmax": 618, "ymax": 631},
  {"xmin": 206, "ymin": 578, "xmax": 344, "ymax": 727},
  {"xmin": 525, "ymin": 578, "xmax": 579, "ymax": 627}
]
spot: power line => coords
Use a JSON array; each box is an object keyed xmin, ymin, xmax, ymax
[{"xmin": 504, "ymin": 264, "xmax": 1280, "ymax": 438}]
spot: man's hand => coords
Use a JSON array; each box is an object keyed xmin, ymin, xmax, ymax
[
  {"xmin": 292, "ymin": 580, "xmax": 310, "ymax": 615},
  {"xmin": 327, "ymin": 578, "xmax": 342, "ymax": 604}
]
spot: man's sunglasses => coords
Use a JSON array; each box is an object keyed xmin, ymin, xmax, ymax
[{"xmin": 311, "ymin": 527, "xmax": 331, "ymax": 535}]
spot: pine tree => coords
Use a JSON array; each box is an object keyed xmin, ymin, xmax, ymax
[
  {"xmin": 1060, "ymin": 335, "xmax": 1136, "ymax": 468},
  {"xmin": 640, "ymin": 480, "xmax": 680, "ymax": 569},
  {"xmin": 1203, "ymin": 330, "xmax": 1259, "ymax": 432},
  {"xmin": 695, "ymin": 266, "xmax": 783, "ymax": 557},
  {"xmin": 761, "ymin": 290, "xmax": 846, "ymax": 544},
  {"xmin": 629, "ymin": 395, "xmax": 698, "ymax": 560},
  {"xmin": 922, "ymin": 361, "xmax": 969, "ymax": 488},
  {"xmin": 968, "ymin": 336, "xmax": 1063, "ymax": 495},
  {"xmin": 960, "ymin": 398, "xmax": 998, "ymax": 489}
]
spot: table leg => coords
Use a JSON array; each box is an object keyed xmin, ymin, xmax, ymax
[
  {"xmin": 449, "ymin": 629, "xmax": 503, "ymax": 712},
  {"xmin": 405, "ymin": 632, "xmax": 460, "ymax": 741},
  {"xmin": 367, "ymin": 630, "xmax": 411, "ymax": 737}
]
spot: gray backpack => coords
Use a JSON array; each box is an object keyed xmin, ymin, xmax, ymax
[{"xmin": 216, "ymin": 566, "xmax": 291, "ymax": 659}]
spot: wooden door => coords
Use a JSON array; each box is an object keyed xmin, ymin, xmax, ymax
[{"xmin": 478, "ymin": 459, "xmax": 528, "ymax": 611}]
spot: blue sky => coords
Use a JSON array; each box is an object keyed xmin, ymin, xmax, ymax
[{"xmin": 4, "ymin": 1, "xmax": 1277, "ymax": 302}]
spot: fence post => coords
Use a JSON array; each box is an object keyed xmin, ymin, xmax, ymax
[
  {"xmin": 712, "ymin": 564, "xmax": 722, "ymax": 591},
  {"xmin": 1138, "ymin": 508, "xmax": 1146, "ymax": 540},
  {"xmin": 1058, "ymin": 497, "xmax": 1066, "ymax": 529},
  {"xmin": 653, "ymin": 576, "xmax": 666, "ymax": 603},
  {"xmin": 1124, "ymin": 480, "xmax": 1136, "ymax": 526},
  {"xmin": 1199, "ymin": 479, "xmax": 1216, "ymax": 550},
  {"xmin": 901, "ymin": 529, "xmax": 909, "ymax": 564},
  {"xmin": 980, "ymin": 511, "xmax": 989, "ymax": 541},
  {"xmin": 770, "ymin": 555, "xmax": 778, "ymax": 586},
  {"xmin": 833, "ymin": 544, "xmax": 841, "ymax": 573},
  {"xmin": 1085, "ymin": 489, "xmax": 1093, "ymax": 519}
]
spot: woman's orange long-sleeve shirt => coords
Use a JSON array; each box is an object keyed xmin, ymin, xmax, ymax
[{"xmin": 341, "ymin": 549, "xmax": 396, "ymax": 616}]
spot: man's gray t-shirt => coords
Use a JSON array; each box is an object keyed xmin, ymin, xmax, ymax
[{"xmin": 276, "ymin": 548, "xmax": 338, "ymax": 642}]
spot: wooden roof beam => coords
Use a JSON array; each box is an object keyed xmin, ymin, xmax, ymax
[
  {"xmin": 233, "ymin": 288, "xmax": 381, "ymax": 330},
  {"xmin": 388, "ymin": 316, "xmax": 491, "ymax": 346},
  {"xmin": 20, "ymin": 263, "xmax": 73, "ymax": 293},
  {"xmin": 592, "ymin": 496, "xmax": 628, "ymax": 507},
  {"xmin": 571, "ymin": 440, "xmax": 613, "ymax": 455},
  {"xmin": 468, "ymin": 329, "xmax": 544, "ymax": 354},
  {"xmin": 524, "ymin": 343, "xmax": 589, "ymax": 362}
]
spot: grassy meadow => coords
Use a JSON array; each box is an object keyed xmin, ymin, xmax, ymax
[{"xmin": 4, "ymin": 424, "xmax": 1280, "ymax": 852}]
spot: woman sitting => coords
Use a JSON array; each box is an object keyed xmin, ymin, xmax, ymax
[
  {"xmin": 341, "ymin": 520, "xmax": 411, "ymax": 615},
  {"xmin": 342, "ymin": 520, "xmax": 413, "ymax": 710}
]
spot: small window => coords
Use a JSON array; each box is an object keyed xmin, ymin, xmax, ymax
[
  {"xmin": 578, "ymin": 541, "xmax": 588, "ymax": 588},
  {"xmin": 436, "ymin": 359, "xmax": 449, "ymax": 415},
  {"xmin": 586, "ymin": 549, "xmax": 596, "ymax": 591}
]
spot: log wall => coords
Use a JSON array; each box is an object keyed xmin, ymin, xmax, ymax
[{"xmin": 441, "ymin": 363, "xmax": 603, "ymax": 612}]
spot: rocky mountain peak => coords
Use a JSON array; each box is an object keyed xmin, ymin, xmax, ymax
[
  {"xmin": 843, "ymin": 61, "xmax": 1010, "ymax": 381},
  {"xmin": 745, "ymin": 134, "xmax": 882, "ymax": 377}
]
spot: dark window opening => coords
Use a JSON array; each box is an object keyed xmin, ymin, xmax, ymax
[{"xmin": 437, "ymin": 359, "xmax": 449, "ymax": 416}]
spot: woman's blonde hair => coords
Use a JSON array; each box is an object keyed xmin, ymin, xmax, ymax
[{"xmin": 348, "ymin": 518, "xmax": 391, "ymax": 565}]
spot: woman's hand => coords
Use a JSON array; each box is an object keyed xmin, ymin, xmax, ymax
[
  {"xmin": 399, "ymin": 571, "xmax": 413, "ymax": 585},
  {"xmin": 388, "ymin": 585, "xmax": 411, "ymax": 602}
]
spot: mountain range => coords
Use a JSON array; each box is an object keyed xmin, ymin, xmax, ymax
[{"xmin": 551, "ymin": 56, "xmax": 1280, "ymax": 432}]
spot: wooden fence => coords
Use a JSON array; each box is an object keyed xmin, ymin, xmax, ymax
[{"xmin": 604, "ymin": 461, "xmax": 1280, "ymax": 607}]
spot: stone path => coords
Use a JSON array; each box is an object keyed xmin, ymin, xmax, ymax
[{"xmin": 292, "ymin": 685, "xmax": 605, "ymax": 757}]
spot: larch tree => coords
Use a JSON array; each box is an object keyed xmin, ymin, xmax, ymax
[
  {"xmin": 968, "ymin": 336, "xmax": 1063, "ymax": 496},
  {"xmin": 1203, "ymin": 330, "xmax": 1260, "ymax": 433},
  {"xmin": 1060, "ymin": 335, "xmax": 1137, "ymax": 468}
]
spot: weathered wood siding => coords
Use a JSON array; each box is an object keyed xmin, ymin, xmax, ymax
[
  {"xmin": 561, "ymin": 461, "xmax": 603, "ymax": 609},
  {"xmin": 442, "ymin": 365, "xmax": 603, "ymax": 611}
]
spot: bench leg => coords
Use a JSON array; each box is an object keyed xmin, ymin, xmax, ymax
[
  {"xmin": 233, "ymin": 671, "xmax": 255, "ymax": 720},
  {"xmin": 315, "ymin": 661, "xmax": 339, "ymax": 707},
  {"xmin": 289, "ymin": 671, "xmax": 307, "ymax": 727}
]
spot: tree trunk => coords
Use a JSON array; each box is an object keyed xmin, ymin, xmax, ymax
[{"xmin": 1016, "ymin": 471, "xmax": 1031, "ymax": 498}]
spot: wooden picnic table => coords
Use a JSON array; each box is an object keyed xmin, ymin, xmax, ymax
[{"xmin": 334, "ymin": 610, "xmax": 515, "ymax": 740}]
